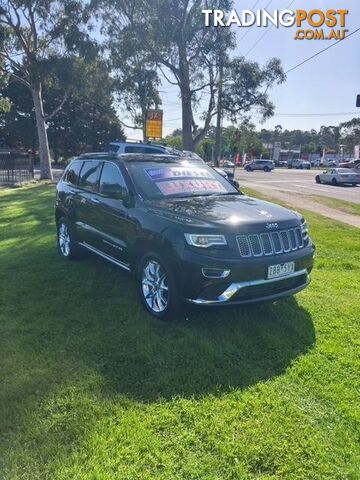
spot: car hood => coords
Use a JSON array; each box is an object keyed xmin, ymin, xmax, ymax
[{"xmin": 146, "ymin": 194, "xmax": 299, "ymax": 230}]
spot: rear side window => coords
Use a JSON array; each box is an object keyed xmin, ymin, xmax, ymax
[
  {"xmin": 78, "ymin": 161, "xmax": 101, "ymax": 192},
  {"xmin": 108, "ymin": 144, "xmax": 119, "ymax": 153},
  {"xmin": 125, "ymin": 145, "xmax": 164, "ymax": 154},
  {"xmin": 99, "ymin": 162, "xmax": 127, "ymax": 196},
  {"xmin": 64, "ymin": 161, "xmax": 82, "ymax": 185},
  {"xmin": 124, "ymin": 146, "xmax": 141, "ymax": 153}
]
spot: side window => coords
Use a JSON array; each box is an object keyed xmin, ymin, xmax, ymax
[
  {"xmin": 99, "ymin": 162, "xmax": 128, "ymax": 198},
  {"xmin": 144, "ymin": 146, "xmax": 164, "ymax": 154},
  {"xmin": 64, "ymin": 161, "xmax": 82, "ymax": 185},
  {"xmin": 78, "ymin": 161, "xmax": 101, "ymax": 192},
  {"xmin": 124, "ymin": 146, "xmax": 141, "ymax": 153},
  {"xmin": 108, "ymin": 144, "xmax": 120, "ymax": 153}
]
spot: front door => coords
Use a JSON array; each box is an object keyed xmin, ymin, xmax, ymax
[{"xmin": 94, "ymin": 162, "xmax": 133, "ymax": 266}]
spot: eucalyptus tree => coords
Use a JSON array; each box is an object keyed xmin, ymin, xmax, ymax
[
  {"xmin": 96, "ymin": 0, "xmax": 285, "ymax": 152},
  {"xmin": 0, "ymin": 0, "xmax": 94, "ymax": 179}
]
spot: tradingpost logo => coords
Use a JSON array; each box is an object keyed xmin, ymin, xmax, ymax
[{"xmin": 202, "ymin": 9, "xmax": 349, "ymax": 41}]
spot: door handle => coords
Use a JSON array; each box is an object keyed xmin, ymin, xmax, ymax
[{"xmin": 90, "ymin": 198, "xmax": 100, "ymax": 204}]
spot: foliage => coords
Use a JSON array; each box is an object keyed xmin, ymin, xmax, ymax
[
  {"xmin": 96, "ymin": 0, "xmax": 284, "ymax": 150},
  {"xmin": 0, "ymin": 184, "xmax": 359, "ymax": 479},
  {"xmin": 0, "ymin": 59, "xmax": 125, "ymax": 158},
  {"xmin": 0, "ymin": 0, "xmax": 96, "ymax": 177},
  {"xmin": 103, "ymin": 17, "xmax": 161, "ymax": 139}
]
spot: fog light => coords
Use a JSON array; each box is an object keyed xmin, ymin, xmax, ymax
[{"xmin": 201, "ymin": 268, "xmax": 231, "ymax": 279}]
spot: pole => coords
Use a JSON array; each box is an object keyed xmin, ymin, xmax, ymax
[{"xmin": 214, "ymin": 55, "xmax": 223, "ymax": 167}]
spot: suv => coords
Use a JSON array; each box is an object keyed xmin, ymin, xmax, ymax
[
  {"xmin": 108, "ymin": 141, "xmax": 181, "ymax": 156},
  {"xmin": 288, "ymin": 159, "xmax": 311, "ymax": 170},
  {"xmin": 245, "ymin": 160, "xmax": 274, "ymax": 172},
  {"xmin": 56, "ymin": 153, "xmax": 314, "ymax": 320}
]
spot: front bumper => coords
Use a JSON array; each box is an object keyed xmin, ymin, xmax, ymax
[
  {"xmin": 175, "ymin": 242, "xmax": 315, "ymax": 306},
  {"xmin": 187, "ymin": 269, "xmax": 310, "ymax": 305}
]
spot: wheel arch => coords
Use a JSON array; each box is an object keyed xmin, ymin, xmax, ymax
[{"xmin": 130, "ymin": 236, "xmax": 181, "ymax": 277}]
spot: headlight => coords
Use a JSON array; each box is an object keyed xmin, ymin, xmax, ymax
[
  {"xmin": 301, "ymin": 219, "xmax": 309, "ymax": 240},
  {"xmin": 184, "ymin": 233, "xmax": 227, "ymax": 248}
]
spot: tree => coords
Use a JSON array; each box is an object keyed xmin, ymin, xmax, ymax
[
  {"xmin": 0, "ymin": 0, "xmax": 93, "ymax": 179},
  {"xmin": 339, "ymin": 118, "xmax": 360, "ymax": 154},
  {"xmin": 222, "ymin": 58, "xmax": 286, "ymax": 124},
  {"xmin": 0, "ymin": 59, "xmax": 125, "ymax": 159},
  {"xmin": 97, "ymin": 0, "xmax": 233, "ymax": 150},
  {"xmin": 98, "ymin": 0, "xmax": 285, "ymax": 151},
  {"xmin": 104, "ymin": 22, "xmax": 161, "ymax": 141}
]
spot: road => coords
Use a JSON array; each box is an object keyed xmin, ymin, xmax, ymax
[{"xmin": 236, "ymin": 168, "xmax": 360, "ymax": 204}]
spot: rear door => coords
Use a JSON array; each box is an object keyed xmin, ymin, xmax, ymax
[{"xmin": 75, "ymin": 160, "xmax": 102, "ymax": 245}]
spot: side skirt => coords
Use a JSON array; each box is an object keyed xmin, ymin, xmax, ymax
[{"xmin": 79, "ymin": 241, "xmax": 131, "ymax": 272}]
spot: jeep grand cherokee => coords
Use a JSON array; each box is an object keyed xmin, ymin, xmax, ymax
[{"xmin": 55, "ymin": 153, "xmax": 315, "ymax": 320}]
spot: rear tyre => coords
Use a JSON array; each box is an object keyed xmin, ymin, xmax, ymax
[
  {"xmin": 315, "ymin": 176, "xmax": 321, "ymax": 184},
  {"xmin": 138, "ymin": 252, "xmax": 182, "ymax": 321},
  {"xmin": 57, "ymin": 217, "xmax": 82, "ymax": 260},
  {"xmin": 331, "ymin": 178, "xmax": 337, "ymax": 186},
  {"xmin": 264, "ymin": 166, "xmax": 270, "ymax": 172},
  {"xmin": 245, "ymin": 166, "xmax": 252, "ymax": 172}
]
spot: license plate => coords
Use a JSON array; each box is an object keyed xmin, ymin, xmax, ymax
[{"xmin": 268, "ymin": 262, "xmax": 295, "ymax": 279}]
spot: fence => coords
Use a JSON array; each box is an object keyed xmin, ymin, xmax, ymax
[{"xmin": 0, "ymin": 151, "xmax": 34, "ymax": 185}]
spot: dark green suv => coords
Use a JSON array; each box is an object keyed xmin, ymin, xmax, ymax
[{"xmin": 56, "ymin": 153, "xmax": 314, "ymax": 320}]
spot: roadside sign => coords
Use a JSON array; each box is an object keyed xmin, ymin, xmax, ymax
[
  {"xmin": 145, "ymin": 110, "xmax": 163, "ymax": 140},
  {"xmin": 356, "ymin": 95, "xmax": 360, "ymax": 107}
]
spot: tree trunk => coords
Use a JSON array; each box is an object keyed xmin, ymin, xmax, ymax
[
  {"xmin": 32, "ymin": 84, "xmax": 53, "ymax": 180},
  {"xmin": 181, "ymin": 86, "xmax": 194, "ymax": 151},
  {"xmin": 179, "ymin": 49, "xmax": 194, "ymax": 151}
]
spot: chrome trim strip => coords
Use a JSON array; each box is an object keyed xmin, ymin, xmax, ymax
[
  {"xmin": 187, "ymin": 269, "xmax": 309, "ymax": 305},
  {"xmin": 79, "ymin": 242, "xmax": 130, "ymax": 271},
  {"xmin": 201, "ymin": 268, "xmax": 231, "ymax": 279}
]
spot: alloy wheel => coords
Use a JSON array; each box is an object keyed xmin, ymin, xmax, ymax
[
  {"xmin": 58, "ymin": 222, "xmax": 71, "ymax": 257},
  {"xmin": 142, "ymin": 260, "xmax": 169, "ymax": 313}
]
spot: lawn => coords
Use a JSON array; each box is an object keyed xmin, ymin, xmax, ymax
[
  {"xmin": 0, "ymin": 184, "xmax": 359, "ymax": 480},
  {"xmin": 306, "ymin": 195, "xmax": 360, "ymax": 217}
]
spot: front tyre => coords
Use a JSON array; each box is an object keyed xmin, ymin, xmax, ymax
[
  {"xmin": 315, "ymin": 175, "xmax": 321, "ymax": 184},
  {"xmin": 138, "ymin": 252, "xmax": 182, "ymax": 321},
  {"xmin": 57, "ymin": 217, "xmax": 82, "ymax": 260}
]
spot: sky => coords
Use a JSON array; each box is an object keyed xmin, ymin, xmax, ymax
[{"xmin": 123, "ymin": 0, "xmax": 360, "ymax": 140}]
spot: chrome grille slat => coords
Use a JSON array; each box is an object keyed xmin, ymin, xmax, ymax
[{"xmin": 236, "ymin": 227, "xmax": 304, "ymax": 258}]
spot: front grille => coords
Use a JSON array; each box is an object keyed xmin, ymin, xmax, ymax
[{"xmin": 237, "ymin": 227, "xmax": 304, "ymax": 258}]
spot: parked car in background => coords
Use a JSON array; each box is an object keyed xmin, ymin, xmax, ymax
[
  {"xmin": 56, "ymin": 153, "xmax": 314, "ymax": 320},
  {"xmin": 108, "ymin": 141, "xmax": 182, "ymax": 156},
  {"xmin": 213, "ymin": 167, "xmax": 240, "ymax": 189},
  {"xmin": 244, "ymin": 159, "xmax": 274, "ymax": 172},
  {"xmin": 288, "ymin": 159, "xmax": 311, "ymax": 170},
  {"xmin": 315, "ymin": 168, "xmax": 358, "ymax": 186},
  {"xmin": 339, "ymin": 159, "xmax": 360, "ymax": 169}
]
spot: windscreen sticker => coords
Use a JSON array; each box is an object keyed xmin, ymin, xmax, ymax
[
  {"xmin": 145, "ymin": 167, "xmax": 214, "ymax": 181},
  {"xmin": 155, "ymin": 179, "xmax": 226, "ymax": 196}
]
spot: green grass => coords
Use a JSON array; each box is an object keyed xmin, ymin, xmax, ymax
[
  {"xmin": 1, "ymin": 184, "xmax": 359, "ymax": 480},
  {"xmin": 306, "ymin": 195, "xmax": 360, "ymax": 217}
]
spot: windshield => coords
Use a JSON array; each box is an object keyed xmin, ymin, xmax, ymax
[{"xmin": 126, "ymin": 160, "xmax": 239, "ymax": 200}]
